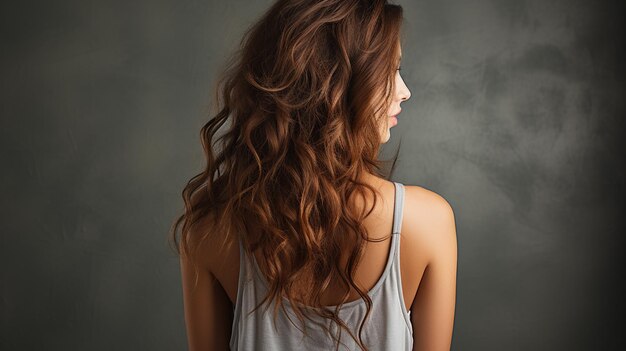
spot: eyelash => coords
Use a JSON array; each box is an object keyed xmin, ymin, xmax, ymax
[{"xmin": 397, "ymin": 66, "xmax": 402, "ymax": 71}]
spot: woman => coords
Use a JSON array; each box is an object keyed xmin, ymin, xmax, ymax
[{"xmin": 170, "ymin": 0, "xmax": 457, "ymax": 350}]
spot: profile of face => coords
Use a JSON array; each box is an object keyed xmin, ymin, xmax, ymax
[{"xmin": 380, "ymin": 46, "xmax": 411, "ymax": 143}]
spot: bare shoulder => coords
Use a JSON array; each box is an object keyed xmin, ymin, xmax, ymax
[
  {"xmin": 181, "ymin": 209, "xmax": 222, "ymax": 272},
  {"xmin": 401, "ymin": 184, "xmax": 457, "ymax": 265},
  {"xmin": 403, "ymin": 184, "xmax": 455, "ymax": 222}
]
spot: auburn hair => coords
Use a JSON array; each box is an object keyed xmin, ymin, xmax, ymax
[{"xmin": 169, "ymin": 0, "xmax": 405, "ymax": 350}]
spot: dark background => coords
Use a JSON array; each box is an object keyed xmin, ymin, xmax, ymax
[{"xmin": 1, "ymin": 0, "xmax": 624, "ymax": 350}]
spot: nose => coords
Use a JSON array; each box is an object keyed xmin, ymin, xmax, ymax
[{"xmin": 398, "ymin": 80, "xmax": 411, "ymax": 102}]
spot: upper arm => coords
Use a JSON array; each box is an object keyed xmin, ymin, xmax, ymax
[
  {"xmin": 180, "ymin": 237, "xmax": 233, "ymax": 351},
  {"xmin": 407, "ymin": 188, "xmax": 458, "ymax": 351}
]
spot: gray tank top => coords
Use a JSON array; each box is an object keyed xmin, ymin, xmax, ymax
[{"xmin": 230, "ymin": 181, "xmax": 413, "ymax": 350}]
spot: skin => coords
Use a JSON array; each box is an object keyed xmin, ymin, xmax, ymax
[
  {"xmin": 180, "ymin": 46, "xmax": 457, "ymax": 351},
  {"xmin": 380, "ymin": 46, "xmax": 411, "ymax": 143}
]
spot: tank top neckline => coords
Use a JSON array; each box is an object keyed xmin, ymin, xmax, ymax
[{"xmin": 242, "ymin": 181, "xmax": 405, "ymax": 310}]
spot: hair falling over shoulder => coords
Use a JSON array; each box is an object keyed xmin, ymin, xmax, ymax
[{"xmin": 169, "ymin": 1, "xmax": 404, "ymax": 350}]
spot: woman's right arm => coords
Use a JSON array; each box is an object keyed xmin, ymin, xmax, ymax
[{"xmin": 180, "ymin": 223, "xmax": 233, "ymax": 351}]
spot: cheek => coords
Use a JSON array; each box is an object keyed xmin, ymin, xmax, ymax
[{"xmin": 380, "ymin": 117, "xmax": 390, "ymax": 132}]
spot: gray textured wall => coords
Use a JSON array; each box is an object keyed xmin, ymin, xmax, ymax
[{"xmin": 1, "ymin": 0, "xmax": 624, "ymax": 350}]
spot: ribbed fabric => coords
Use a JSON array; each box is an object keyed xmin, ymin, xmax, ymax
[{"xmin": 230, "ymin": 182, "xmax": 413, "ymax": 350}]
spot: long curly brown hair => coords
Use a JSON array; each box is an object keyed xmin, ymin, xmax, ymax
[{"xmin": 169, "ymin": 0, "xmax": 405, "ymax": 349}]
